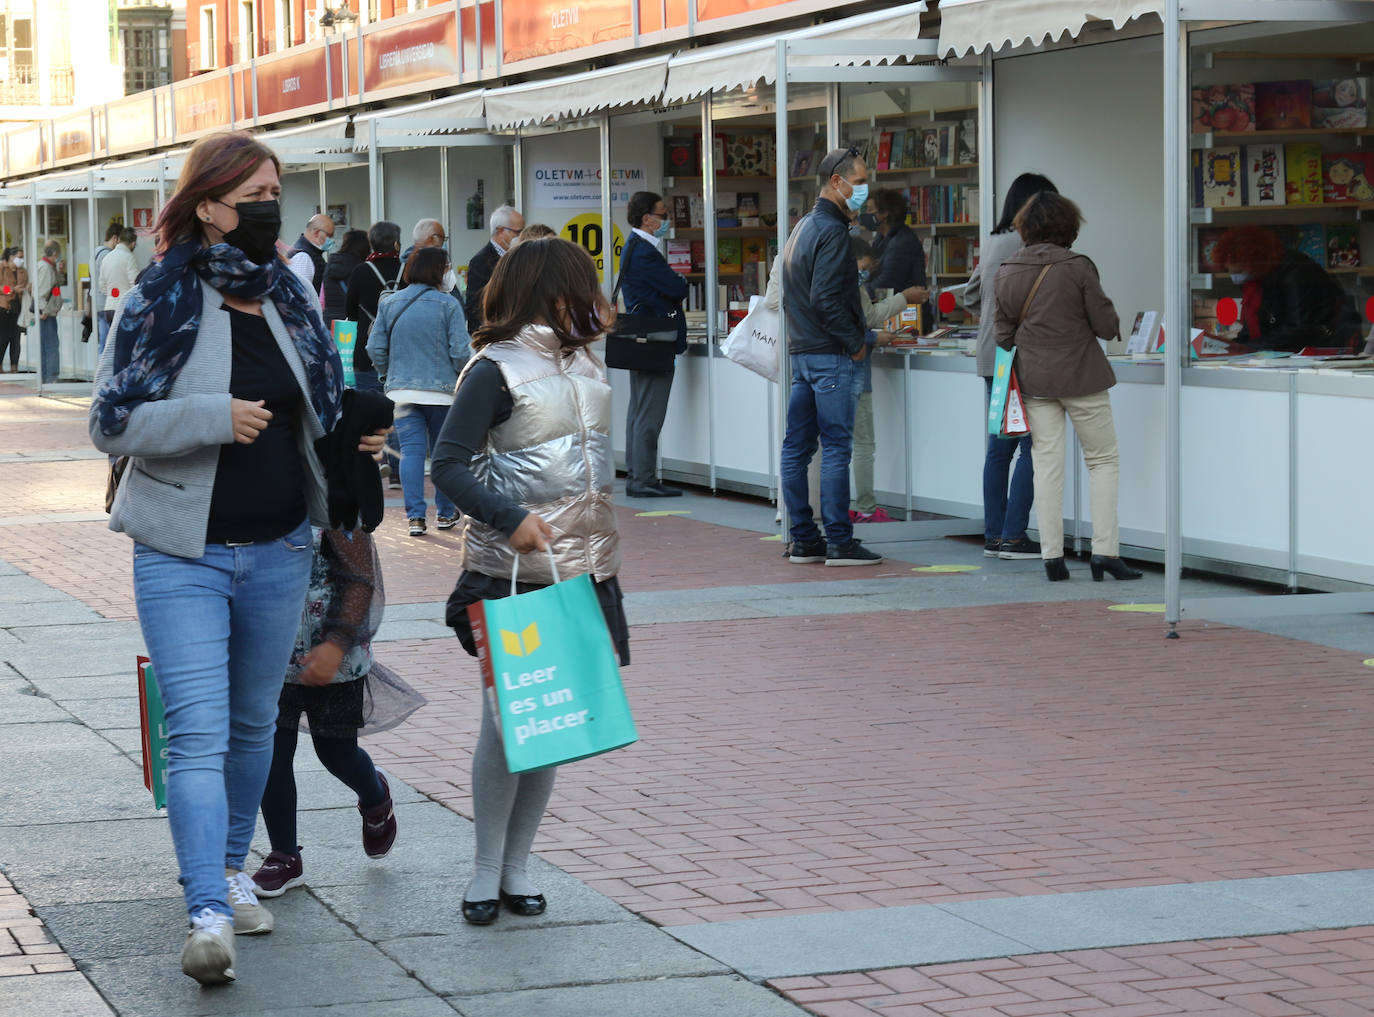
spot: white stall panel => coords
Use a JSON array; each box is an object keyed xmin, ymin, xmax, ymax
[{"xmin": 1296, "ymin": 389, "xmax": 1374, "ymax": 582}]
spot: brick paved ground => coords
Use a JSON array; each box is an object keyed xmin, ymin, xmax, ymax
[
  {"xmin": 7, "ymin": 376, "xmax": 1374, "ymax": 1015},
  {"xmin": 0, "ymin": 872, "xmax": 74, "ymax": 978},
  {"xmin": 768, "ymin": 928, "xmax": 1374, "ymax": 1016}
]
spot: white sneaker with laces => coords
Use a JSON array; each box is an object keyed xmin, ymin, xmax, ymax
[
  {"xmin": 226, "ymin": 868, "xmax": 274, "ymax": 935},
  {"xmin": 181, "ymin": 907, "xmax": 236, "ymax": 985}
]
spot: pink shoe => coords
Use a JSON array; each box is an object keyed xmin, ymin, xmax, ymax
[{"xmin": 866, "ymin": 507, "xmax": 895, "ymax": 523}]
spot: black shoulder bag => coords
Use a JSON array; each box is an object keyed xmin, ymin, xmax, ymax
[{"xmin": 604, "ymin": 234, "xmax": 680, "ymax": 373}]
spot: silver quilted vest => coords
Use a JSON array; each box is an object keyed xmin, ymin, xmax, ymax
[{"xmin": 458, "ymin": 326, "xmax": 620, "ymax": 585}]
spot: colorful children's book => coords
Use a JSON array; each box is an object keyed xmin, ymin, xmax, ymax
[
  {"xmin": 1291, "ymin": 223, "xmax": 1326, "ymax": 265},
  {"xmin": 1284, "ymin": 143, "xmax": 1323, "ymax": 205},
  {"xmin": 1255, "ymin": 80, "xmax": 1313, "ymax": 130},
  {"xmin": 1312, "ymin": 78, "xmax": 1368, "ymax": 129},
  {"xmin": 1323, "ymin": 152, "xmax": 1374, "ymax": 203},
  {"xmin": 1327, "ymin": 224, "xmax": 1361, "ymax": 269},
  {"xmin": 717, "ymin": 238, "xmax": 743, "ymax": 275},
  {"xmin": 1197, "ymin": 227, "xmax": 1227, "ymax": 274},
  {"xmin": 1196, "ymin": 147, "xmax": 1245, "ymax": 208},
  {"xmin": 1244, "ymin": 143, "xmax": 1285, "ymax": 206},
  {"xmin": 1191, "ymin": 83, "xmax": 1256, "ymax": 133},
  {"xmin": 741, "ymin": 237, "xmax": 767, "ymax": 265}
]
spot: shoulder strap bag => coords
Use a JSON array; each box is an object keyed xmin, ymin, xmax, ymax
[{"xmin": 604, "ymin": 233, "xmax": 679, "ymax": 372}]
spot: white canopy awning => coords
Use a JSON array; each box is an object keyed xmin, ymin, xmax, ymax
[
  {"xmin": 483, "ymin": 55, "xmax": 670, "ymax": 130},
  {"xmin": 938, "ymin": 0, "xmax": 1162, "ymax": 58},
  {"xmin": 352, "ymin": 90, "xmax": 487, "ymax": 149},
  {"xmin": 663, "ymin": 2, "xmax": 929, "ymax": 105},
  {"xmin": 261, "ymin": 115, "xmax": 360, "ymax": 162}
]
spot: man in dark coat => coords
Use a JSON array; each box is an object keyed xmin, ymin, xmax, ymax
[{"xmin": 463, "ymin": 204, "xmax": 524, "ymax": 328}]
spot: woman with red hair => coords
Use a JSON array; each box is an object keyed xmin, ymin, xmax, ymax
[
  {"xmin": 1215, "ymin": 225, "xmax": 1361, "ymax": 352},
  {"xmin": 89, "ymin": 131, "xmax": 385, "ymax": 986}
]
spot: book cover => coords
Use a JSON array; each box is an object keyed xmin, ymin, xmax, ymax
[
  {"xmin": 1126, "ymin": 311, "xmax": 1161, "ymax": 354},
  {"xmin": 876, "ymin": 130, "xmax": 893, "ymax": 171},
  {"xmin": 939, "ymin": 125, "xmax": 957, "ymax": 166},
  {"xmin": 663, "ymin": 136, "xmax": 698, "ymax": 176},
  {"xmin": 726, "ymin": 133, "xmax": 772, "ymax": 177},
  {"xmin": 919, "ymin": 129, "xmax": 939, "ymax": 168},
  {"xmin": 736, "ymin": 192, "xmax": 760, "ymax": 217},
  {"xmin": 717, "ymin": 238, "xmax": 743, "ymax": 275},
  {"xmin": 1200, "ymin": 147, "xmax": 1244, "ymax": 208},
  {"xmin": 1292, "ymin": 223, "xmax": 1325, "ymax": 265},
  {"xmin": 689, "ymin": 195, "xmax": 706, "ymax": 228},
  {"xmin": 671, "ymin": 194, "xmax": 692, "ymax": 229},
  {"xmin": 1323, "ymin": 152, "xmax": 1374, "ymax": 202},
  {"xmin": 1244, "ymin": 143, "xmax": 1285, "ymax": 205},
  {"xmin": 1197, "ymin": 227, "xmax": 1227, "ymax": 273},
  {"xmin": 1327, "ymin": 224, "xmax": 1361, "ymax": 268},
  {"xmin": 741, "ymin": 237, "xmax": 767, "ymax": 264},
  {"xmin": 689, "ymin": 240, "xmax": 706, "ymax": 273},
  {"xmin": 959, "ymin": 117, "xmax": 978, "ymax": 164},
  {"xmin": 1284, "ymin": 143, "xmax": 1323, "ymax": 204},
  {"xmin": 666, "ymin": 239, "xmax": 692, "ymax": 275},
  {"xmin": 1312, "ymin": 78, "xmax": 1368, "ymax": 129},
  {"xmin": 1191, "ymin": 83, "xmax": 1256, "ymax": 133},
  {"xmin": 890, "ymin": 129, "xmax": 906, "ymax": 171},
  {"xmin": 1255, "ymin": 80, "xmax": 1312, "ymax": 130},
  {"xmin": 715, "ymin": 191, "xmax": 739, "ymax": 228}
]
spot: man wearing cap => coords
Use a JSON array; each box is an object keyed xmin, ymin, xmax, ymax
[{"xmin": 779, "ymin": 147, "xmax": 884, "ymax": 567}]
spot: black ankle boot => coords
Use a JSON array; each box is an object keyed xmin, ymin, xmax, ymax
[
  {"xmin": 1044, "ymin": 557, "xmax": 1070, "ymax": 581},
  {"xmin": 1090, "ymin": 555, "xmax": 1142, "ymax": 581}
]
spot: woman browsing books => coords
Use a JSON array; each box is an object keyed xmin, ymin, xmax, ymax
[{"xmin": 993, "ymin": 191, "xmax": 1140, "ymax": 584}]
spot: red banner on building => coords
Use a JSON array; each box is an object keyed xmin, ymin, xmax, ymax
[
  {"xmin": 256, "ymin": 47, "xmax": 331, "ymax": 119},
  {"xmin": 53, "ymin": 113, "xmax": 93, "ymax": 163},
  {"xmin": 362, "ymin": 12, "xmax": 459, "ymax": 94},
  {"xmin": 503, "ymin": 1, "xmax": 633, "ymax": 64},
  {"xmin": 173, "ymin": 74, "xmax": 234, "ymax": 138}
]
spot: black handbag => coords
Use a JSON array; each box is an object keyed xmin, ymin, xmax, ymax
[{"xmin": 605, "ymin": 235, "xmax": 680, "ymax": 373}]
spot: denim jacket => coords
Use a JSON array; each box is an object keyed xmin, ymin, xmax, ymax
[{"xmin": 365, "ymin": 283, "xmax": 471, "ymax": 395}]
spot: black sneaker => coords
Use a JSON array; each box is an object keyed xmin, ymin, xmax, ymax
[
  {"xmin": 998, "ymin": 536, "xmax": 1042, "ymax": 560},
  {"xmin": 788, "ymin": 538, "xmax": 828, "ymax": 564},
  {"xmin": 826, "ymin": 540, "xmax": 883, "ymax": 566},
  {"xmin": 983, "ymin": 540, "xmax": 1002, "ymax": 558}
]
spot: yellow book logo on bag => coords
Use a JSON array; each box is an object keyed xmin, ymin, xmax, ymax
[{"xmin": 500, "ymin": 623, "xmax": 541, "ymax": 657}]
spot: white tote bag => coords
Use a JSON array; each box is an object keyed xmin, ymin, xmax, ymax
[{"xmin": 720, "ymin": 295, "xmax": 780, "ymax": 382}]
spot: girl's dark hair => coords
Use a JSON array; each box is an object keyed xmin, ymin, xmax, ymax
[
  {"xmin": 337, "ymin": 229, "xmax": 370, "ymax": 261},
  {"xmin": 872, "ymin": 188, "xmax": 908, "ymax": 226},
  {"xmin": 1013, "ymin": 191, "xmax": 1083, "ymax": 248},
  {"xmin": 475, "ymin": 237, "xmax": 612, "ymax": 352},
  {"xmin": 403, "ymin": 246, "xmax": 448, "ymax": 288},
  {"xmin": 155, "ymin": 131, "xmax": 282, "ymax": 254},
  {"xmin": 849, "ymin": 236, "xmax": 874, "ymax": 261},
  {"xmin": 993, "ymin": 173, "xmax": 1059, "ymax": 234},
  {"xmin": 627, "ymin": 191, "xmax": 663, "ymax": 230}
]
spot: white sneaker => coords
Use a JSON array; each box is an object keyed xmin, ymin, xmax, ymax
[
  {"xmin": 181, "ymin": 907, "xmax": 236, "ymax": 985},
  {"xmin": 226, "ymin": 868, "xmax": 274, "ymax": 935}
]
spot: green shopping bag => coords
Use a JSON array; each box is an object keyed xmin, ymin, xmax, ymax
[
  {"xmin": 467, "ymin": 551, "xmax": 637, "ymax": 774},
  {"xmin": 334, "ymin": 320, "xmax": 358, "ymax": 387},
  {"xmin": 137, "ymin": 656, "xmax": 168, "ymax": 810},
  {"xmin": 988, "ymin": 345, "xmax": 1015, "ymax": 436}
]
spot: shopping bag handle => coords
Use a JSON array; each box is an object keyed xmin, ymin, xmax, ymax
[{"xmin": 509, "ymin": 545, "xmax": 561, "ymax": 595}]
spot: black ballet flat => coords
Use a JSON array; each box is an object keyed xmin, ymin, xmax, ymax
[
  {"xmin": 461, "ymin": 898, "xmax": 499, "ymax": 925},
  {"xmin": 500, "ymin": 890, "xmax": 547, "ymax": 916}
]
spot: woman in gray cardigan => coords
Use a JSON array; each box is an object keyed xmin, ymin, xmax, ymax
[
  {"xmin": 90, "ymin": 131, "xmax": 383, "ymax": 987},
  {"xmin": 965, "ymin": 173, "xmax": 1057, "ymax": 562}
]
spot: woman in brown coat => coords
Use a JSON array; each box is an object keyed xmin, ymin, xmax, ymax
[
  {"xmin": 0, "ymin": 248, "xmax": 29, "ymax": 372},
  {"xmin": 993, "ymin": 192, "xmax": 1140, "ymax": 583}
]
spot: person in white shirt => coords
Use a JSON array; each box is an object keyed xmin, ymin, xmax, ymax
[
  {"xmin": 91, "ymin": 224, "xmax": 122, "ymax": 353},
  {"xmin": 288, "ymin": 214, "xmax": 336, "ymax": 295},
  {"xmin": 99, "ymin": 228, "xmax": 140, "ymax": 324}
]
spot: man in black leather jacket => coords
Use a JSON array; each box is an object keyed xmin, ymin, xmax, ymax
[{"xmin": 779, "ymin": 148, "xmax": 883, "ymax": 568}]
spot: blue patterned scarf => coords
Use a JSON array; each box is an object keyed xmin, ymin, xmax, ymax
[{"xmin": 95, "ymin": 240, "xmax": 343, "ymax": 437}]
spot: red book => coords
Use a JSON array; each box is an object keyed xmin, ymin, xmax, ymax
[
  {"xmin": 876, "ymin": 131, "xmax": 893, "ymax": 172},
  {"xmin": 1322, "ymin": 152, "xmax": 1374, "ymax": 203},
  {"xmin": 1255, "ymin": 80, "xmax": 1312, "ymax": 130}
]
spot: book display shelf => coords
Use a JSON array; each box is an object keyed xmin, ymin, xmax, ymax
[{"xmin": 1189, "ymin": 45, "xmax": 1373, "ymax": 339}]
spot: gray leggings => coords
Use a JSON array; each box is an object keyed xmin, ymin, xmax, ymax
[{"xmin": 467, "ymin": 695, "xmax": 557, "ymax": 899}]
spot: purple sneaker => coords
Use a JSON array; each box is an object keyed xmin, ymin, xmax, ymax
[
  {"xmin": 360, "ymin": 771, "xmax": 397, "ymax": 858},
  {"xmin": 251, "ymin": 850, "xmax": 304, "ymax": 898}
]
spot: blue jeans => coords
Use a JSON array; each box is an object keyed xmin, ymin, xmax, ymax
[
  {"xmin": 781, "ymin": 352, "xmax": 864, "ymax": 546},
  {"xmin": 38, "ymin": 315, "xmax": 58, "ymax": 382},
  {"xmin": 97, "ymin": 310, "xmax": 113, "ymax": 356},
  {"xmin": 133, "ymin": 519, "xmax": 313, "ymax": 919},
  {"xmin": 983, "ymin": 376, "xmax": 1034, "ymax": 541},
  {"xmin": 395, "ymin": 404, "xmax": 457, "ymax": 521}
]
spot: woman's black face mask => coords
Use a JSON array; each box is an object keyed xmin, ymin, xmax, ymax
[{"xmin": 216, "ymin": 198, "xmax": 282, "ymax": 265}]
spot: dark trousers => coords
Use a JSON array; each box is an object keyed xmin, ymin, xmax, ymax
[
  {"xmin": 260, "ymin": 725, "xmax": 385, "ymax": 854},
  {"xmin": 0, "ymin": 311, "xmax": 19, "ymax": 368},
  {"xmin": 39, "ymin": 315, "xmax": 58, "ymax": 382},
  {"xmin": 625, "ymin": 365, "xmax": 675, "ymax": 487}
]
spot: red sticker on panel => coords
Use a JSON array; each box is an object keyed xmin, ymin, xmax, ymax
[
  {"xmin": 1216, "ymin": 297, "xmax": 1238, "ymax": 327},
  {"xmin": 938, "ymin": 291, "xmax": 956, "ymax": 314}
]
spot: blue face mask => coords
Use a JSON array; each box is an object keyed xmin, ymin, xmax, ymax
[
  {"xmin": 653, "ymin": 218, "xmax": 671, "ymax": 239},
  {"xmin": 843, "ymin": 179, "xmax": 869, "ymax": 213},
  {"xmin": 858, "ymin": 268, "xmax": 871, "ymax": 284},
  {"xmin": 1230, "ymin": 272, "xmax": 1251, "ymax": 284},
  {"xmin": 321, "ymin": 237, "xmax": 335, "ymax": 253}
]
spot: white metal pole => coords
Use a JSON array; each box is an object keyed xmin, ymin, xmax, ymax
[
  {"xmin": 30, "ymin": 197, "xmax": 40, "ymax": 392},
  {"xmin": 368, "ymin": 118, "xmax": 381, "ymax": 224},
  {"xmin": 701, "ymin": 93, "xmax": 718, "ymax": 492},
  {"xmin": 1163, "ymin": 0, "xmax": 1186, "ymax": 636},
  {"xmin": 598, "ymin": 114, "xmax": 612, "ymax": 300},
  {"xmin": 512, "ymin": 132, "xmax": 524, "ymax": 211},
  {"xmin": 775, "ymin": 39, "xmax": 790, "ymax": 532},
  {"xmin": 439, "ymin": 146, "xmax": 450, "ymax": 240}
]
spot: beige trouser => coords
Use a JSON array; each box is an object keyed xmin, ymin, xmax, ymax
[{"xmin": 1024, "ymin": 390, "xmax": 1120, "ymax": 559}]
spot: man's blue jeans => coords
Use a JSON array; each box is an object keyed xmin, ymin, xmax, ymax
[
  {"xmin": 38, "ymin": 315, "xmax": 58, "ymax": 382},
  {"xmin": 983, "ymin": 376, "xmax": 1034, "ymax": 541},
  {"xmin": 133, "ymin": 519, "xmax": 312, "ymax": 918},
  {"xmin": 395, "ymin": 405, "xmax": 457, "ymax": 521},
  {"xmin": 781, "ymin": 352, "xmax": 863, "ymax": 547}
]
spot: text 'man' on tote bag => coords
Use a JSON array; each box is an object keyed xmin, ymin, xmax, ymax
[
  {"xmin": 720, "ymin": 294, "xmax": 780, "ymax": 381},
  {"xmin": 467, "ymin": 550, "xmax": 638, "ymax": 774}
]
